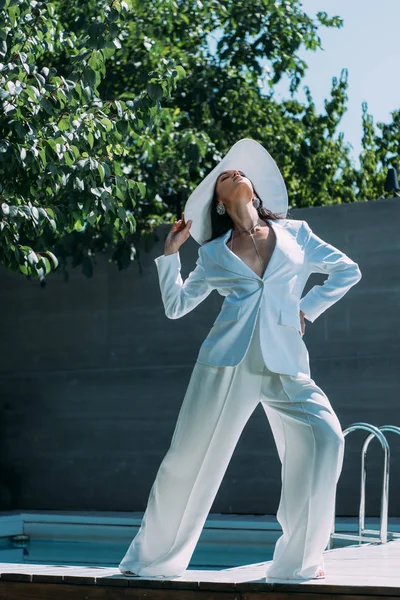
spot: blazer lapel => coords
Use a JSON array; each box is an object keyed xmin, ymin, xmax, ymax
[{"xmin": 204, "ymin": 218, "xmax": 292, "ymax": 282}]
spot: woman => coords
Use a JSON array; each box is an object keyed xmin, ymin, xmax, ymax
[{"xmin": 118, "ymin": 138, "xmax": 362, "ymax": 581}]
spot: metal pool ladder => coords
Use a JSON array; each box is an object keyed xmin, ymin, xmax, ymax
[{"xmin": 328, "ymin": 422, "xmax": 400, "ymax": 548}]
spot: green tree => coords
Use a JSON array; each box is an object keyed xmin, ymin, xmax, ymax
[
  {"xmin": 356, "ymin": 102, "xmax": 400, "ymax": 201},
  {"xmin": 1, "ymin": 0, "xmax": 398, "ymax": 281},
  {"xmin": 0, "ymin": 0, "xmax": 184, "ymax": 280}
]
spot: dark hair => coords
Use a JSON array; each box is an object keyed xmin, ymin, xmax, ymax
[{"xmin": 202, "ymin": 170, "xmax": 286, "ymax": 245}]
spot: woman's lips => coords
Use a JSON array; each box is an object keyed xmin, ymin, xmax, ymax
[{"xmin": 233, "ymin": 175, "xmax": 243, "ymax": 182}]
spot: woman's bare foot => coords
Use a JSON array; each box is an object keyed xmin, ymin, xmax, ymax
[{"xmin": 314, "ymin": 568, "xmax": 325, "ymax": 578}]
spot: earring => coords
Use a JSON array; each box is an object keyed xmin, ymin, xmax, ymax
[
  {"xmin": 252, "ymin": 196, "xmax": 260, "ymax": 209},
  {"xmin": 216, "ymin": 203, "xmax": 226, "ymax": 215}
]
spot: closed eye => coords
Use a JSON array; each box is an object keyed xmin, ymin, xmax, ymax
[{"xmin": 221, "ymin": 171, "xmax": 246, "ymax": 181}]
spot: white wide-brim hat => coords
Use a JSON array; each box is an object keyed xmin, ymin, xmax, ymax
[{"xmin": 184, "ymin": 138, "xmax": 288, "ymax": 245}]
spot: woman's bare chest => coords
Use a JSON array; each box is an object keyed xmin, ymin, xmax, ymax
[{"xmin": 225, "ymin": 225, "xmax": 277, "ymax": 279}]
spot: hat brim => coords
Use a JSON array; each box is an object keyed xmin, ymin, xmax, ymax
[{"xmin": 184, "ymin": 138, "xmax": 288, "ymax": 245}]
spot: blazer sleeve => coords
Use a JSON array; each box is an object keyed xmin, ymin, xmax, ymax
[
  {"xmin": 154, "ymin": 246, "xmax": 214, "ymax": 319},
  {"xmin": 299, "ymin": 220, "xmax": 362, "ymax": 323}
]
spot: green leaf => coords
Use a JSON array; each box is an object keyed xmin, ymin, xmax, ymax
[
  {"xmin": 31, "ymin": 207, "xmax": 39, "ymax": 223},
  {"xmin": 39, "ymin": 255, "xmax": 52, "ymax": 274},
  {"xmin": 65, "ymin": 150, "xmax": 74, "ymax": 166},
  {"xmin": 26, "ymin": 85, "xmax": 40, "ymax": 101},
  {"xmin": 90, "ymin": 187, "xmax": 102, "ymax": 197},
  {"xmin": 19, "ymin": 264, "xmax": 29, "ymax": 275},
  {"xmin": 115, "ymin": 100, "xmax": 123, "ymax": 118},
  {"xmin": 116, "ymin": 119, "xmax": 128, "ymax": 135},
  {"xmin": 27, "ymin": 250, "xmax": 39, "ymax": 265},
  {"xmin": 117, "ymin": 206, "xmax": 126, "ymax": 220},
  {"xmin": 74, "ymin": 218, "xmax": 85, "ymax": 231},
  {"xmin": 58, "ymin": 116, "xmax": 70, "ymax": 131},
  {"xmin": 70, "ymin": 145, "xmax": 80, "ymax": 159},
  {"xmin": 100, "ymin": 117, "xmax": 112, "ymax": 132},
  {"xmin": 8, "ymin": 4, "xmax": 20, "ymax": 27},
  {"xmin": 87, "ymin": 131, "xmax": 94, "ymax": 149},
  {"xmin": 98, "ymin": 163, "xmax": 105, "ymax": 182},
  {"xmin": 147, "ymin": 82, "xmax": 163, "ymax": 101},
  {"xmin": 86, "ymin": 212, "xmax": 97, "ymax": 225},
  {"xmin": 135, "ymin": 181, "xmax": 146, "ymax": 197},
  {"xmin": 38, "ymin": 147, "xmax": 47, "ymax": 166},
  {"xmin": 43, "ymin": 250, "xmax": 59, "ymax": 269},
  {"xmin": 115, "ymin": 183, "xmax": 124, "ymax": 200},
  {"xmin": 175, "ymin": 65, "xmax": 186, "ymax": 79},
  {"xmin": 88, "ymin": 51, "xmax": 100, "ymax": 70},
  {"xmin": 47, "ymin": 138, "xmax": 57, "ymax": 151},
  {"xmin": 83, "ymin": 66, "xmax": 97, "ymax": 87},
  {"xmin": 100, "ymin": 192, "xmax": 112, "ymax": 212},
  {"xmin": 74, "ymin": 177, "xmax": 84, "ymax": 191},
  {"xmin": 108, "ymin": 8, "xmax": 119, "ymax": 21},
  {"xmin": 40, "ymin": 97, "xmax": 54, "ymax": 115}
]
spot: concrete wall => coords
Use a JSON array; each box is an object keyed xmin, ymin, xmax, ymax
[{"xmin": 0, "ymin": 196, "xmax": 399, "ymax": 517}]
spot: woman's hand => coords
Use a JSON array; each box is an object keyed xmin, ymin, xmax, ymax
[
  {"xmin": 164, "ymin": 212, "xmax": 193, "ymax": 255},
  {"xmin": 300, "ymin": 309, "xmax": 306, "ymax": 336}
]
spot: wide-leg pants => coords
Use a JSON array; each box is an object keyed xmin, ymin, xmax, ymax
[{"xmin": 118, "ymin": 311, "xmax": 345, "ymax": 580}]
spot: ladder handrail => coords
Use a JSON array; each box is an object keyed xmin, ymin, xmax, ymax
[
  {"xmin": 379, "ymin": 426, "xmax": 400, "ymax": 435},
  {"xmin": 329, "ymin": 422, "xmax": 390, "ymax": 548},
  {"xmin": 359, "ymin": 429, "xmax": 390, "ymax": 543},
  {"xmin": 359, "ymin": 426, "xmax": 400, "ymax": 539},
  {"xmin": 375, "ymin": 426, "xmax": 400, "ymax": 541}
]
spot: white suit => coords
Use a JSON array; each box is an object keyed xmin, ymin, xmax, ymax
[
  {"xmin": 153, "ymin": 218, "xmax": 362, "ymax": 377},
  {"xmin": 119, "ymin": 218, "xmax": 361, "ymax": 581}
]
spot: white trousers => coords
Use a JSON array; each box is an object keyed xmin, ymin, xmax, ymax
[{"xmin": 119, "ymin": 312, "xmax": 345, "ymax": 580}]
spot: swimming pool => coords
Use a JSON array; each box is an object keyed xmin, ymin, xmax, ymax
[{"xmin": 1, "ymin": 511, "xmax": 396, "ymax": 569}]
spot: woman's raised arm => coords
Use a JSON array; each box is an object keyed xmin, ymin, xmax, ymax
[
  {"xmin": 153, "ymin": 212, "xmax": 214, "ymax": 319},
  {"xmin": 154, "ymin": 248, "xmax": 213, "ymax": 319}
]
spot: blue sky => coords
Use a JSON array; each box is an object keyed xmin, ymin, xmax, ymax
[
  {"xmin": 271, "ymin": 0, "xmax": 400, "ymax": 169},
  {"xmin": 209, "ymin": 1, "xmax": 400, "ymax": 170}
]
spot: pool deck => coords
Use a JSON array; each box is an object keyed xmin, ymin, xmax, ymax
[{"xmin": 1, "ymin": 539, "xmax": 400, "ymax": 599}]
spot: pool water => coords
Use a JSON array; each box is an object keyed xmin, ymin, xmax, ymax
[
  {"xmin": 0, "ymin": 512, "xmax": 385, "ymax": 570},
  {"xmin": 0, "ymin": 537, "xmax": 278, "ymax": 569}
]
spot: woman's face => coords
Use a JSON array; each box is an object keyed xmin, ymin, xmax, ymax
[{"xmin": 215, "ymin": 169, "xmax": 254, "ymax": 205}]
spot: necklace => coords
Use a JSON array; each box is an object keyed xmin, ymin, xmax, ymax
[{"xmin": 231, "ymin": 218, "xmax": 267, "ymax": 274}]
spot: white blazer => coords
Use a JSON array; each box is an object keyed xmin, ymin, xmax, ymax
[{"xmin": 154, "ymin": 218, "xmax": 362, "ymax": 378}]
